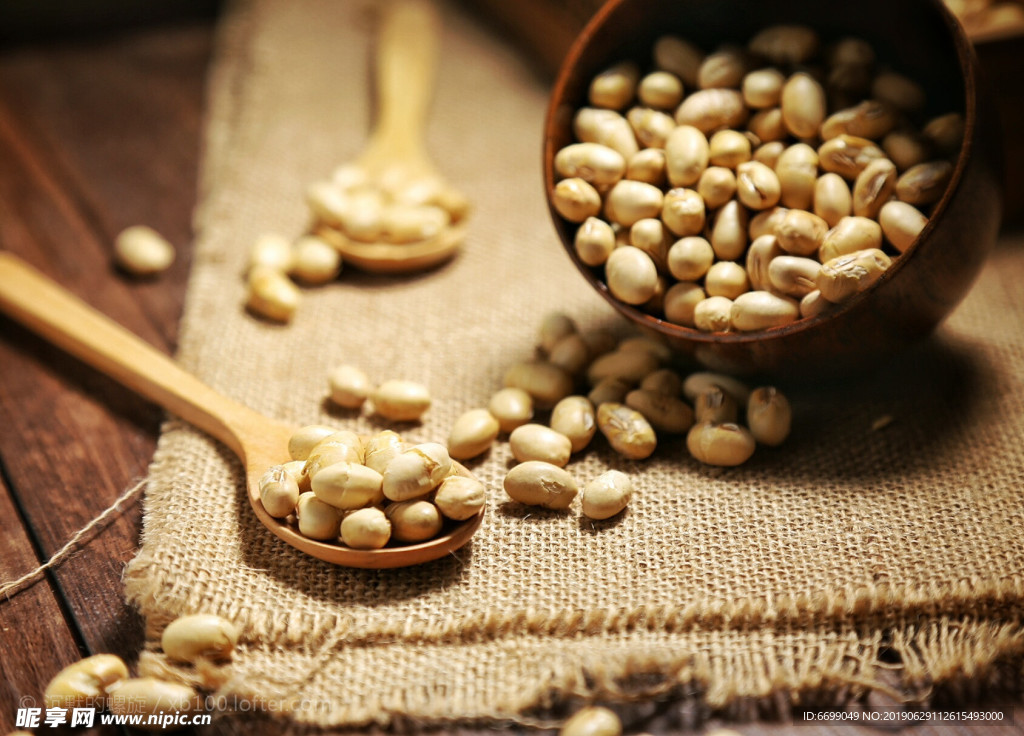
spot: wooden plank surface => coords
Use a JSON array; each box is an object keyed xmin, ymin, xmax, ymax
[{"xmin": 0, "ymin": 11, "xmax": 1021, "ymax": 736}]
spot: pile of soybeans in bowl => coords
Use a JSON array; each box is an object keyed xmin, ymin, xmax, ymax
[{"xmin": 549, "ymin": 24, "xmax": 963, "ymax": 334}]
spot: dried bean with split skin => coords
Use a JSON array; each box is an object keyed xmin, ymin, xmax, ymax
[
  {"xmin": 816, "ymin": 248, "xmax": 892, "ymax": 303},
  {"xmin": 504, "ymin": 461, "xmax": 578, "ymax": 509},
  {"xmin": 747, "ymin": 386, "xmax": 792, "ymax": 445},
  {"xmin": 597, "ymin": 402, "xmax": 657, "ymax": 459},
  {"xmin": 852, "ymin": 158, "xmax": 898, "ymax": 219}
]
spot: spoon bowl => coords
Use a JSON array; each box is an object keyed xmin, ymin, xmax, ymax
[
  {"xmin": 543, "ymin": 0, "xmax": 1002, "ymax": 378},
  {"xmin": 312, "ymin": 0, "xmax": 469, "ymax": 275},
  {"xmin": 0, "ymin": 252, "xmax": 484, "ymax": 569}
]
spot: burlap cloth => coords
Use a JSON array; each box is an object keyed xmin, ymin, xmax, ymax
[{"xmin": 123, "ymin": 0, "xmax": 1024, "ymax": 728}]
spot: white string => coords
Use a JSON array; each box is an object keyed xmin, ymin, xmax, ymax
[{"xmin": 0, "ymin": 478, "xmax": 147, "ymax": 600}]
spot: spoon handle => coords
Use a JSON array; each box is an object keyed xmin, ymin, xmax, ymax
[
  {"xmin": 0, "ymin": 252, "xmax": 261, "ymax": 458},
  {"xmin": 367, "ymin": 0, "xmax": 440, "ymax": 159}
]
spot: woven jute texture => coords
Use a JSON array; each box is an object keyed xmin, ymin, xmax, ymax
[{"xmin": 124, "ymin": 0, "xmax": 1024, "ymax": 727}]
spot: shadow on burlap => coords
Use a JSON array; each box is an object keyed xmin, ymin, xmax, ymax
[{"xmin": 123, "ymin": 0, "xmax": 1024, "ymax": 728}]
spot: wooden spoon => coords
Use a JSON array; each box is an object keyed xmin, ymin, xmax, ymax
[
  {"xmin": 0, "ymin": 252, "xmax": 483, "ymax": 569},
  {"xmin": 315, "ymin": 0, "xmax": 469, "ymax": 274}
]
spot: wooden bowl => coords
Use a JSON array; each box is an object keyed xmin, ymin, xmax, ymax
[{"xmin": 543, "ymin": 0, "xmax": 1003, "ymax": 378}]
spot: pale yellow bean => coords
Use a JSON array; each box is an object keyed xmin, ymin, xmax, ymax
[
  {"xmin": 589, "ymin": 61, "xmax": 640, "ymax": 110},
  {"xmin": 694, "ymin": 385, "xmax": 738, "ymax": 424},
  {"xmin": 708, "ymin": 129, "xmax": 752, "ymax": 169},
  {"xmin": 246, "ymin": 265, "xmax": 300, "ymax": 323},
  {"xmin": 340, "ymin": 507, "xmax": 391, "ymax": 549},
  {"xmin": 503, "ymin": 461, "xmax": 578, "ymax": 510},
  {"xmin": 748, "ymin": 109, "xmax": 786, "ymax": 147},
  {"xmin": 574, "ymin": 216, "xmax": 616, "ymax": 266},
  {"xmin": 385, "ymin": 500, "xmax": 443, "ymax": 543},
  {"xmin": 697, "ymin": 166, "xmax": 737, "ymax": 209},
  {"xmin": 290, "ymin": 235, "xmax": 341, "ymax": 284},
  {"xmin": 895, "ymin": 160, "xmax": 953, "ymax": 206},
  {"xmin": 447, "ymin": 408, "xmax": 500, "ymax": 460},
  {"xmin": 364, "ymin": 430, "xmax": 404, "ymax": 475},
  {"xmin": 742, "ymin": 68, "xmax": 785, "ymax": 108},
  {"xmin": 745, "ymin": 234, "xmax": 784, "ymax": 292},
  {"xmin": 818, "ymin": 216, "xmax": 883, "ymax": 263},
  {"xmin": 638, "ymin": 70, "xmax": 685, "ymax": 109},
  {"xmin": 538, "ymin": 312, "xmax": 577, "ymax": 352},
  {"xmin": 288, "ymin": 424, "xmax": 338, "ymax": 461},
  {"xmin": 372, "ymin": 379, "xmax": 431, "ymax": 421},
  {"xmin": 604, "ymin": 180, "xmax": 664, "ymax": 226},
  {"xmin": 44, "ymin": 654, "xmax": 129, "ymax": 712},
  {"xmin": 311, "ymin": 462, "xmax": 385, "ymax": 509},
  {"xmin": 694, "ymin": 295, "xmax": 734, "ymax": 332},
  {"xmin": 504, "ymin": 360, "xmax": 574, "ymax": 409},
  {"xmin": 735, "ymin": 160, "xmax": 781, "ymax": 210},
  {"xmin": 667, "ymin": 236, "xmax": 714, "ymax": 281},
  {"xmin": 800, "ymin": 289, "xmax": 832, "ymax": 319},
  {"xmin": 488, "ymin": 387, "xmax": 534, "ymax": 432},
  {"xmin": 730, "ymin": 290, "xmax": 800, "ymax": 331},
  {"xmin": 259, "ymin": 465, "xmax": 300, "ymax": 518},
  {"xmin": 709, "ymin": 200, "xmax": 748, "ymax": 260},
  {"xmin": 705, "ymin": 261, "xmax": 750, "ymax": 300},
  {"xmin": 816, "ymin": 248, "xmax": 893, "ymax": 303},
  {"xmin": 663, "ymin": 281, "xmax": 705, "ymax": 327},
  {"xmin": 433, "ymin": 475, "xmax": 486, "ymax": 521},
  {"xmin": 813, "ymin": 173, "xmax": 852, "ymax": 227},
  {"xmin": 747, "ymin": 386, "xmax": 792, "ymax": 446},
  {"xmin": 106, "ymin": 679, "xmax": 198, "ymax": 727},
  {"xmin": 630, "ymin": 218, "xmax": 670, "ymax": 269},
  {"xmin": 161, "ymin": 614, "xmax": 238, "ymax": 663},
  {"xmin": 581, "ymin": 470, "xmax": 633, "ymax": 521},
  {"xmin": 776, "ymin": 143, "xmax": 819, "ymax": 209},
  {"xmin": 625, "ymin": 148, "xmax": 667, "ymax": 186},
  {"xmin": 509, "ymin": 423, "xmax": 573, "ymax": 466},
  {"xmin": 555, "ymin": 143, "xmax": 627, "ymax": 189},
  {"xmin": 674, "ymin": 88, "xmax": 748, "ymax": 133},
  {"xmin": 661, "ymin": 187, "xmax": 706, "ymax": 236},
  {"xmin": 776, "ymin": 209, "xmax": 828, "ymax": 256},
  {"xmin": 852, "ymin": 158, "xmax": 898, "ymax": 219},
  {"xmin": 114, "ymin": 225, "xmax": 175, "ymax": 276},
  {"xmin": 605, "ymin": 246, "xmax": 659, "ymax": 305},
  {"xmin": 818, "ymin": 135, "xmax": 886, "ymax": 180},
  {"xmin": 823, "ymin": 99, "xmax": 897, "ymax": 140},
  {"xmin": 328, "ymin": 364, "xmax": 372, "ymax": 409},
  {"xmin": 664, "ymin": 125, "xmax": 710, "ymax": 187},
  {"xmin": 625, "ymin": 388, "xmax": 694, "ymax": 433},
  {"xmin": 767, "ymin": 256, "xmax": 821, "ymax": 298},
  {"xmin": 550, "ymin": 396, "xmax": 598, "ymax": 453},
  {"xmin": 597, "ymin": 402, "xmax": 657, "ymax": 459},
  {"xmin": 573, "ymin": 107, "xmax": 640, "ymax": 159},
  {"xmin": 303, "ymin": 431, "xmax": 364, "ymax": 480},
  {"xmin": 879, "ymin": 200, "xmax": 928, "ymax": 253},
  {"xmin": 382, "ymin": 443, "xmax": 451, "ymax": 501},
  {"xmin": 381, "ymin": 204, "xmax": 450, "ymax": 243},
  {"xmin": 627, "ymin": 107, "xmax": 676, "ymax": 149},
  {"xmin": 296, "ymin": 492, "xmax": 342, "ymax": 540},
  {"xmin": 552, "ymin": 177, "xmax": 602, "ymax": 223},
  {"xmin": 781, "ymin": 72, "xmax": 826, "ymax": 139},
  {"xmin": 686, "ymin": 422, "xmax": 756, "ymax": 466}
]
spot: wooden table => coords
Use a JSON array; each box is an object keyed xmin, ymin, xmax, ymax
[{"xmin": 0, "ymin": 13, "xmax": 1021, "ymax": 736}]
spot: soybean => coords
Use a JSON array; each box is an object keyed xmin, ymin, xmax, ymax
[
  {"xmin": 433, "ymin": 475, "xmax": 486, "ymax": 520},
  {"xmin": 509, "ymin": 424, "xmax": 573, "ymax": 467},
  {"xmin": 161, "ymin": 614, "xmax": 238, "ymax": 663},
  {"xmin": 488, "ymin": 387, "xmax": 534, "ymax": 432},
  {"xmin": 687, "ymin": 422, "xmax": 756, "ymax": 466},
  {"xmin": 550, "ymin": 396, "xmax": 598, "ymax": 452},
  {"xmin": 44, "ymin": 654, "xmax": 129, "ymax": 712},
  {"xmin": 504, "ymin": 461, "xmax": 578, "ymax": 509},
  {"xmin": 597, "ymin": 402, "xmax": 657, "ymax": 459},
  {"xmin": 447, "ymin": 408, "xmax": 500, "ymax": 460},
  {"xmin": 114, "ymin": 225, "xmax": 175, "ymax": 277},
  {"xmin": 372, "ymin": 379, "xmax": 431, "ymax": 421},
  {"xmin": 340, "ymin": 507, "xmax": 391, "ymax": 549},
  {"xmin": 747, "ymin": 386, "xmax": 792, "ymax": 446},
  {"xmin": 581, "ymin": 470, "xmax": 633, "ymax": 521},
  {"xmin": 386, "ymin": 500, "xmax": 443, "ymax": 543}
]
